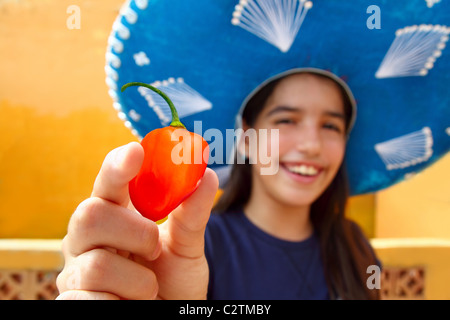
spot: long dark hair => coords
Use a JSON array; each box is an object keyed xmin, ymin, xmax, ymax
[{"xmin": 213, "ymin": 72, "xmax": 380, "ymax": 300}]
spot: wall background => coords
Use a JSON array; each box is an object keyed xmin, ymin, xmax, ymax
[
  {"xmin": 0, "ymin": 0, "xmax": 449, "ymax": 239},
  {"xmin": 376, "ymin": 153, "xmax": 450, "ymax": 239},
  {"xmin": 0, "ymin": 0, "xmax": 136, "ymax": 238}
]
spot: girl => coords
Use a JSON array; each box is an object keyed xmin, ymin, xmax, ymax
[
  {"xmin": 56, "ymin": 68, "xmax": 380, "ymax": 300},
  {"xmin": 205, "ymin": 68, "xmax": 380, "ymax": 300}
]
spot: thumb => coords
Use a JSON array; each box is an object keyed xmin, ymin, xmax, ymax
[
  {"xmin": 91, "ymin": 142, "xmax": 144, "ymax": 207},
  {"xmin": 165, "ymin": 168, "xmax": 219, "ymax": 258}
]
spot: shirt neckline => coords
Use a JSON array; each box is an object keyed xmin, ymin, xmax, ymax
[{"xmin": 235, "ymin": 209, "xmax": 318, "ymax": 250}]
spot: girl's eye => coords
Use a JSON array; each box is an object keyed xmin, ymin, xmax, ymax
[
  {"xmin": 323, "ymin": 122, "xmax": 343, "ymax": 133},
  {"xmin": 274, "ymin": 118, "xmax": 295, "ymax": 125}
]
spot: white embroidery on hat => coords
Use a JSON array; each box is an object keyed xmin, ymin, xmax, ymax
[
  {"xmin": 113, "ymin": 20, "xmax": 131, "ymax": 40},
  {"xmin": 375, "ymin": 24, "xmax": 450, "ymax": 78},
  {"xmin": 105, "ymin": 65, "xmax": 119, "ymax": 81},
  {"xmin": 128, "ymin": 109, "xmax": 142, "ymax": 122},
  {"xmin": 133, "ymin": 51, "xmax": 151, "ymax": 66},
  {"xmin": 425, "ymin": 0, "xmax": 441, "ymax": 8},
  {"xmin": 106, "ymin": 52, "xmax": 121, "ymax": 68},
  {"xmin": 404, "ymin": 172, "xmax": 416, "ymax": 180},
  {"xmin": 121, "ymin": 4, "xmax": 138, "ymax": 24},
  {"xmin": 137, "ymin": 78, "xmax": 213, "ymax": 126},
  {"xmin": 105, "ymin": 77, "xmax": 118, "ymax": 91},
  {"xmin": 374, "ymin": 127, "xmax": 433, "ymax": 170},
  {"xmin": 105, "ymin": 0, "xmax": 148, "ymax": 139},
  {"xmin": 107, "ymin": 35, "xmax": 124, "ymax": 54},
  {"xmin": 231, "ymin": 0, "xmax": 313, "ymax": 53},
  {"xmin": 135, "ymin": 0, "xmax": 148, "ymax": 10}
]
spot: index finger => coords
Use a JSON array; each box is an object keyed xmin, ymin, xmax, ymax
[{"xmin": 91, "ymin": 142, "xmax": 144, "ymax": 207}]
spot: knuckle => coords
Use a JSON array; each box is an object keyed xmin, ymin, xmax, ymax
[
  {"xmin": 70, "ymin": 197, "xmax": 106, "ymax": 236},
  {"xmin": 80, "ymin": 249, "xmax": 111, "ymax": 288}
]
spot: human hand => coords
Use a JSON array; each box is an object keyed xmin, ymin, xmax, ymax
[{"xmin": 56, "ymin": 142, "xmax": 218, "ymax": 299}]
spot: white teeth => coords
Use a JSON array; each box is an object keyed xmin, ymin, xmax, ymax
[{"xmin": 287, "ymin": 165, "xmax": 319, "ymax": 176}]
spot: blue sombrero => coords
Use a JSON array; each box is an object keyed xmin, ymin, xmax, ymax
[{"xmin": 105, "ymin": 0, "xmax": 450, "ymax": 195}]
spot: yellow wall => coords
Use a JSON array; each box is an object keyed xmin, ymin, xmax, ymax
[
  {"xmin": 0, "ymin": 0, "xmax": 136, "ymax": 238},
  {"xmin": 375, "ymin": 153, "xmax": 450, "ymax": 239}
]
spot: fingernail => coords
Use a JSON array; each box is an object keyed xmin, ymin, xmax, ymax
[{"xmin": 113, "ymin": 144, "xmax": 128, "ymax": 168}]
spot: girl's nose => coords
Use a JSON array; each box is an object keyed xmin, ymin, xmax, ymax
[{"xmin": 295, "ymin": 125, "xmax": 321, "ymax": 156}]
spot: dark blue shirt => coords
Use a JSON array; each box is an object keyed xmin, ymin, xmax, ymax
[{"xmin": 205, "ymin": 210, "xmax": 330, "ymax": 300}]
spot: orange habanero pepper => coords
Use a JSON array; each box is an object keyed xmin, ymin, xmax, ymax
[{"xmin": 121, "ymin": 82, "xmax": 209, "ymax": 222}]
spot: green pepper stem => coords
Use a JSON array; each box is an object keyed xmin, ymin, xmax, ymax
[{"xmin": 121, "ymin": 82, "xmax": 186, "ymax": 129}]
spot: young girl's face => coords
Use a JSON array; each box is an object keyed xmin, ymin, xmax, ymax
[{"xmin": 246, "ymin": 73, "xmax": 347, "ymax": 208}]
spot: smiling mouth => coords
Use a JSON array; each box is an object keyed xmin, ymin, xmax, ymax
[{"xmin": 282, "ymin": 163, "xmax": 322, "ymax": 177}]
